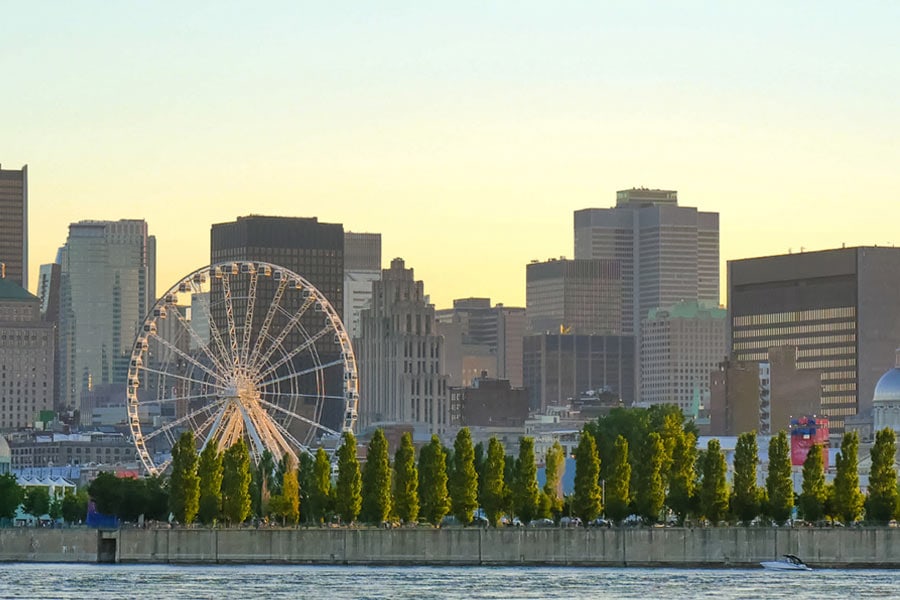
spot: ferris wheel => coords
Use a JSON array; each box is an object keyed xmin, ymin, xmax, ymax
[{"xmin": 126, "ymin": 261, "xmax": 359, "ymax": 476}]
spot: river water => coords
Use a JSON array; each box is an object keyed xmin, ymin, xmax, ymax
[{"xmin": 1, "ymin": 564, "xmax": 898, "ymax": 599}]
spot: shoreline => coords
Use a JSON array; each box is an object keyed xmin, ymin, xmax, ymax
[{"xmin": 2, "ymin": 526, "xmax": 900, "ymax": 568}]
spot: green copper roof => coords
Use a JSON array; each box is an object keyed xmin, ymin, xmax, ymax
[
  {"xmin": 0, "ymin": 277, "xmax": 38, "ymax": 301},
  {"xmin": 647, "ymin": 300, "xmax": 725, "ymax": 321}
]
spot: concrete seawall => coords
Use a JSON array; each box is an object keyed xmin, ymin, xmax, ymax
[{"xmin": 3, "ymin": 527, "xmax": 900, "ymax": 568}]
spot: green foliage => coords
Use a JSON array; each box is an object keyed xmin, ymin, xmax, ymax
[
  {"xmin": 833, "ymin": 431, "xmax": 864, "ymax": 524},
  {"xmin": 252, "ymin": 449, "xmax": 277, "ymax": 518},
  {"xmin": 699, "ymin": 439, "xmax": 728, "ymax": 525},
  {"xmin": 798, "ymin": 443, "xmax": 827, "ymax": 523},
  {"xmin": 418, "ymin": 434, "xmax": 450, "ymax": 525},
  {"xmin": 272, "ymin": 462, "xmax": 300, "ymax": 525},
  {"xmin": 481, "ymin": 437, "xmax": 507, "ymax": 526},
  {"xmin": 866, "ymin": 428, "xmax": 900, "ymax": 524},
  {"xmin": 335, "ymin": 431, "xmax": 362, "ymax": 524},
  {"xmin": 197, "ymin": 443, "xmax": 223, "ymax": 525},
  {"xmin": 393, "ymin": 432, "xmax": 419, "ymax": 523},
  {"xmin": 310, "ymin": 447, "xmax": 334, "ymax": 524},
  {"xmin": 605, "ymin": 435, "xmax": 631, "ymax": 523},
  {"xmin": 0, "ymin": 473, "xmax": 24, "ymax": 520},
  {"xmin": 361, "ymin": 429, "xmax": 392, "ymax": 524},
  {"xmin": 765, "ymin": 431, "xmax": 794, "ymax": 525},
  {"xmin": 573, "ymin": 431, "xmax": 602, "ymax": 523},
  {"xmin": 22, "ymin": 486, "xmax": 51, "ymax": 518},
  {"xmin": 512, "ymin": 437, "xmax": 541, "ymax": 523},
  {"xmin": 731, "ymin": 431, "xmax": 760, "ymax": 524},
  {"xmin": 667, "ymin": 431, "xmax": 698, "ymax": 525},
  {"xmin": 221, "ymin": 440, "xmax": 252, "ymax": 525},
  {"xmin": 87, "ymin": 473, "xmax": 168, "ymax": 522},
  {"xmin": 635, "ymin": 432, "xmax": 666, "ymax": 524},
  {"xmin": 473, "ymin": 441, "xmax": 486, "ymax": 506},
  {"xmin": 543, "ymin": 440, "xmax": 565, "ymax": 516},
  {"xmin": 297, "ymin": 452, "xmax": 315, "ymax": 523},
  {"xmin": 169, "ymin": 431, "xmax": 200, "ymax": 524},
  {"xmin": 449, "ymin": 427, "xmax": 479, "ymax": 524}
]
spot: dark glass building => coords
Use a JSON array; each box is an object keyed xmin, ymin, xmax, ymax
[
  {"xmin": 728, "ymin": 247, "xmax": 900, "ymax": 432},
  {"xmin": 210, "ymin": 215, "xmax": 345, "ymax": 431},
  {"xmin": 522, "ymin": 333, "xmax": 634, "ymax": 411}
]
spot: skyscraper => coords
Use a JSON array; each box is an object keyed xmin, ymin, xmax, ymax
[
  {"xmin": 525, "ymin": 258, "xmax": 622, "ymax": 336},
  {"xmin": 357, "ymin": 258, "xmax": 450, "ymax": 436},
  {"xmin": 0, "ymin": 275, "xmax": 54, "ymax": 430},
  {"xmin": 728, "ymin": 246, "xmax": 900, "ymax": 432},
  {"xmin": 210, "ymin": 215, "xmax": 345, "ymax": 430},
  {"xmin": 574, "ymin": 188, "xmax": 719, "ymax": 336},
  {"xmin": 58, "ymin": 220, "xmax": 155, "ymax": 422},
  {"xmin": 575, "ymin": 188, "xmax": 719, "ymax": 402},
  {"xmin": 344, "ymin": 231, "xmax": 381, "ymax": 340},
  {"xmin": 0, "ymin": 164, "xmax": 28, "ymax": 289},
  {"xmin": 435, "ymin": 298, "xmax": 526, "ymax": 388},
  {"xmin": 640, "ymin": 300, "xmax": 726, "ymax": 415}
]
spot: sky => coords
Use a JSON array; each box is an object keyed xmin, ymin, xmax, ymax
[{"xmin": 4, "ymin": 1, "xmax": 898, "ymax": 309}]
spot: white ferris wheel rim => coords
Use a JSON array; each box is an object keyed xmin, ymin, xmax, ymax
[{"xmin": 126, "ymin": 260, "xmax": 359, "ymax": 476}]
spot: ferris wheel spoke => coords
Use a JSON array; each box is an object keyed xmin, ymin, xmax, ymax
[
  {"xmin": 170, "ymin": 299, "xmax": 230, "ymax": 375},
  {"xmin": 247, "ymin": 277, "xmax": 288, "ymax": 372},
  {"xmin": 220, "ymin": 271, "xmax": 240, "ymax": 365},
  {"xmin": 240, "ymin": 268, "xmax": 259, "ymax": 366},
  {"xmin": 205, "ymin": 287, "xmax": 238, "ymax": 377},
  {"xmin": 257, "ymin": 358, "xmax": 344, "ymax": 388},
  {"xmin": 143, "ymin": 391, "xmax": 218, "ymax": 406},
  {"xmin": 138, "ymin": 365, "xmax": 228, "ymax": 393},
  {"xmin": 257, "ymin": 396, "xmax": 342, "ymax": 437},
  {"xmin": 148, "ymin": 332, "xmax": 225, "ymax": 385},
  {"xmin": 268, "ymin": 417, "xmax": 315, "ymax": 458},
  {"xmin": 259, "ymin": 390, "xmax": 348, "ymax": 401},
  {"xmin": 253, "ymin": 322, "xmax": 336, "ymax": 383},
  {"xmin": 200, "ymin": 401, "xmax": 232, "ymax": 450},
  {"xmin": 143, "ymin": 399, "xmax": 226, "ymax": 443},
  {"xmin": 250, "ymin": 293, "xmax": 316, "ymax": 373}
]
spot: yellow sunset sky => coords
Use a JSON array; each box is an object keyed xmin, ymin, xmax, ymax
[{"xmin": 5, "ymin": 2, "xmax": 898, "ymax": 308}]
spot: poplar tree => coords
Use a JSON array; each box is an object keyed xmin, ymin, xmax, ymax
[
  {"xmin": 393, "ymin": 432, "xmax": 419, "ymax": 523},
  {"xmin": 449, "ymin": 427, "xmax": 479, "ymax": 524},
  {"xmin": 169, "ymin": 431, "xmax": 200, "ymax": 524},
  {"xmin": 297, "ymin": 452, "xmax": 314, "ymax": 523},
  {"xmin": 635, "ymin": 432, "xmax": 666, "ymax": 524},
  {"xmin": 221, "ymin": 440, "xmax": 252, "ymax": 525},
  {"xmin": 700, "ymin": 439, "xmax": 728, "ymax": 525},
  {"xmin": 512, "ymin": 437, "xmax": 540, "ymax": 523},
  {"xmin": 606, "ymin": 435, "xmax": 631, "ymax": 523},
  {"xmin": 765, "ymin": 431, "xmax": 794, "ymax": 525},
  {"xmin": 418, "ymin": 435, "xmax": 450, "ymax": 525},
  {"xmin": 481, "ymin": 437, "xmax": 507, "ymax": 526},
  {"xmin": 310, "ymin": 447, "xmax": 333, "ymax": 524},
  {"xmin": 361, "ymin": 429, "xmax": 392, "ymax": 524},
  {"xmin": 731, "ymin": 431, "xmax": 760, "ymax": 524},
  {"xmin": 667, "ymin": 430, "xmax": 697, "ymax": 525},
  {"xmin": 280, "ymin": 462, "xmax": 300, "ymax": 525},
  {"xmin": 866, "ymin": 428, "xmax": 900, "ymax": 524},
  {"xmin": 335, "ymin": 431, "xmax": 362, "ymax": 524},
  {"xmin": 798, "ymin": 443, "xmax": 827, "ymax": 523},
  {"xmin": 543, "ymin": 440, "xmax": 565, "ymax": 516},
  {"xmin": 573, "ymin": 432, "xmax": 602, "ymax": 523},
  {"xmin": 834, "ymin": 431, "xmax": 864, "ymax": 524},
  {"xmin": 197, "ymin": 442, "xmax": 223, "ymax": 525}
]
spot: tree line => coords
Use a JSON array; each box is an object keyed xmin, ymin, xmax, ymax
[{"xmin": 6, "ymin": 405, "xmax": 899, "ymax": 528}]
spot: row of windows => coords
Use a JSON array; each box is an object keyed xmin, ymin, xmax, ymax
[
  {"xmin": 733, "ymin": 307, "xmax": 856, "ymax": 327},
  {"xmin": 733, "ymin": 322, "xmax": 855, "ymax": 341}
]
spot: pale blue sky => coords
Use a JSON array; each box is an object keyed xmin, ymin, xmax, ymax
[{"xmin": 3, "ymin": 1, "xmax": 898, "ymax": 306}]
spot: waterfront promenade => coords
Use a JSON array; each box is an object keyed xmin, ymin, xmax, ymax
[{"xmin": 3, "ymin": 526, "xmax": 900, "ymax": 568}]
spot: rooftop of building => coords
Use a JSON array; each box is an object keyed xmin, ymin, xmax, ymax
[
  {"xmin": 615, "ymin": 187, "xmax": 678, "ymax": 207},
  {"xmin": 646, "ymin": 300, "xmax": 726, "ymax": 321},
  {"xmin": 0, "ymin": 276, "xmax": 38, "ymax": 301}
]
